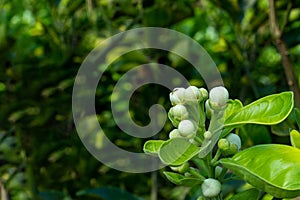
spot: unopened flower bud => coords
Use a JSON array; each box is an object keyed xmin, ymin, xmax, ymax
[
  {"xmin": 169, "ymin": 129, "xmax": 184, "ymax": 139},
  {"xmin": 226, "ymin": 133, "xmax": 241, "ymax": 150},
  {"xmin": 209, "ymin": 86, "xmax": 229, "ymax": 109},
  {"xmin": 178, "ymin": 120, "xmax": 196, "ymax": 138},
  {"xmin": 204, "ymin": 131, "xmax": 212, "ymax": 139},
  {"xmin": 170, "ymin": 87, "xmax": 185, "ymax": 105},
  {"xmin": 171, "ymin": 104, "xmax": 188, "ymax": 120},
  {"xmin": 218, "ymin": 139, "xmax": 230, "ymax": 150},
  {"xmin": 201, "ymin": 178, "xmax": 221, "ymax": 198},
  {"xmin": 218, "ymin": 134, "xmax": 241, "ymax": 156},
  {"xmin": 199, "ymin": 88, "xmax": 208, "ymax": 100},
  {"xmin": 168, "ymin": 104, "xmax": 189, "ymax": 127},
  {"xmin": 184, "ymin": 86, "xmax": 201, "ymax": 103}
]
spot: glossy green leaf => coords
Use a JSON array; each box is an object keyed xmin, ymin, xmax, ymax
[
  {"xmin": 225, "ymin": 99, "xmax": 243, "ymax": 119},
  {"xmin": 220, "ymin": 144, "xmax": 300, "ymax": 198},
  {"xmin": 271, "ymin": 108, "xmax": 298, "ymax": 136},
  {"xmin": 290, "ymin": 130, "xmax": 300, "ymax": 149},
  {"xmin": 143, "ymin": 140, "xmax": 164, "ymax": 156},
  {"xmin": 229, "ymin": 188, "xmax": 260, "ymax": 200},
  {"xmin": 158, "ymin": 138, "xmax": 200, "ymax": 166},
  {"xmin": 225, "ymin": 92, "xmax": 294, "ymax": 127},
  {"xmin": 163, "ymin": 172, "xmax": 203, "ymax": 187}
]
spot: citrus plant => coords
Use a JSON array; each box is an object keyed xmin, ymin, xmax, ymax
[{"xmin": 144, "ymin": 86, "xmax": 300, "ymax": 199}]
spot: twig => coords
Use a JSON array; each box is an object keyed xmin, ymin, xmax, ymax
[
  {"xmin": 151, "ymin": 171, "xmax": 157, "ymax": 200},
  {"xmin": 268, "ymin": 0, "xmax": 300, "ymax": 108}
]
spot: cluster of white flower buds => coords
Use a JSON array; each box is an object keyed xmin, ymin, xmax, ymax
[
  {"xmin": 169, "ymin": 86, "xmax": 208, "ymax": 106},
  {"xmin": 168, "ymin": 86, "xmax": 208, "ymax": 139}
]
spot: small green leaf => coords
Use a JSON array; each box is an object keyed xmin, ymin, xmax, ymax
[
  {"xmin": 163, "ymin": 172, "xmax": 203, "ymax": 186},
  {"xmin": 290, "ymin": 130, "xmax": 300, "ymax": 149},
  {"xmin": 225, "ymin": 92, "xmax": 294, "ymax": 127},
  {"xmin": 229, "ymin": 188, "xmax": 260, "ymax": 200},
  {"xmin": 220, "ymin": 144, "xmax": 300, "ymax": 198},
  {"xmin": 143, "ymin": 140, "xmax": 164, "ymax": 156},
  {"xmin": 158, "ymin": 138, "xmax": 200, "ymax": 166}
]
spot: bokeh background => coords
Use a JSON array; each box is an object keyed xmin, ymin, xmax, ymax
[{"xmin": 0, "ymin": 0, "xmax": 299, "ymax": 199}]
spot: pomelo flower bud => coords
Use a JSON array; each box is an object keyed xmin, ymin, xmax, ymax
[
  {"xmin": 218, "ymin": 138, "xmax": 230, "ymax": 150},
  {"xmin": 209, "ymin": 86, "xmax": 229, "ymax": 109},
  {"xmin": 168, "ymin": 104, "xmax": 189, "ymax": 127},
  {"xmin": 178, "ymin": 120, "xmax": 196, "ymax": 138},
  {"xmin": 170, "ymin": 87, "xmax": 185, "ymax": 105},
  {"xmin": 199, "ymin": 88, "xmax": 208, "ymax": 101},
  {"xmin": 205, "ymin": 100, "xmax": 212, "ymax": 119},
  {"xmin": 184, "ymin": 86, "xmax": 201, "ymax": 102},
  {"xmin": 201, "ymin": 178, "xmax": 221, "ymax": 198},
  {"xmin": 171, "ymin": 104, "xmax": 188, "ymax": 120},
  {"xmin": 204, "ymin": 131, "xmax": 212, "ymax": 139},
  {"xmin": 218, "ymin": 134, "xmax": 241, "ymax": 156},
  {"xmin": 226, "ymin": 133, "xmax": 241, "ymax": 150},
  {"xmin": 169, "ymin": 129, "xmax": 184, "ymax": 139}
]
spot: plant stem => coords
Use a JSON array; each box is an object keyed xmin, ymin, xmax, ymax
[
  {"xmin": 151, "ymin": 171, "xmax": 157, "ymax": 200},
  {"xmin": 268, "ymin": 0, "xmax": 300, "ymax": 108},
  {"xmin": 211, "ymin": 149, "xmax": 221, "ymax": 166}
]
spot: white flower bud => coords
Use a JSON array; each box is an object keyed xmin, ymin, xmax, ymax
[
  {"xmin": 201, "ymin": 178, "xmax": 221, "ymax": 198},
  {"xmin": 171, "ymin": 104, "xmax": 188, "ymax": 120},
  {"xmin": 170, "ymin": 87, "xmax": 185, "ymax": 105},
  {"xmin": 209, "ymin": 86, "xmax": 229, "ymax": 108},
  {"xmin": 184, "ymin": 86, "xmax": 201, "ymax": 102},
  {"xmin": 226, "ymin": 133, "xmax": 241, "ymax": 150},
  {"xmin": 178, "ymin": 120, "xmax": 196, "ymax": 138},
  {"xmin": 169, "ymin": 129, "xmax": 184, "ymax": 139}
]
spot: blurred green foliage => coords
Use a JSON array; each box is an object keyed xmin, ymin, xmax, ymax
[{"xmin": 0, "ymin": 0, "xmax": 299, "ymax": 199}]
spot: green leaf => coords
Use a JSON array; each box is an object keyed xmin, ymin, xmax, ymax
[
  {"xmin": 163, "ymin": 172, "xmax": 203, "ymax": 187},
  {"xmin": 76, "ymin": 187, "xmax": 143, "ymax": 200},
  {"xmin": 143, "ymin": 140, "xmax": 164, "ymax": 156},
  {"xmin": 290, "ymin": 130, "xmax": 300, "ymax": 149},
  {"xmin": 158, "ymin": 138, "xmax": 200, "ymax": 166},
  {"xmin": 225, "ymin": 99, "xmax": 243, "ymax": 119},
  {"xmin": 220, "ymin": 144, "xmax": 300, "ymax": 198},
  {"xmin": 225, "ymin": 92, "xmax": 294, "ymax": 127},
  {"xmin": 229, "ymin": 188, "xmax": 260, "ymax": 200}
]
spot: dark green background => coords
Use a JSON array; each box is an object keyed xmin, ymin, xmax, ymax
[{"xmin": 0, "ymin": 0, "xmax": 299, "ymax": 199}]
